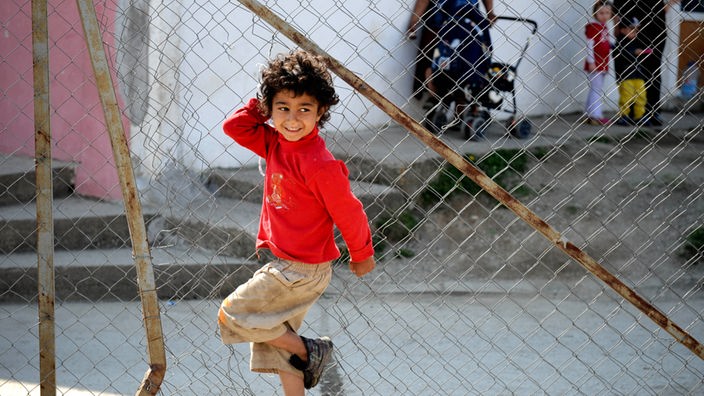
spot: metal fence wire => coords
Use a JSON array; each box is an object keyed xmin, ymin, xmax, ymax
[{"xmin": 1, "ymin": 0, "xmax": 703, "ymax": 394}]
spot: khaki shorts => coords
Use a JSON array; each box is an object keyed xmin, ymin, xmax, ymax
[{"xmin": 218, "ymin": 259, "xmax": 332, "ymax": 375}]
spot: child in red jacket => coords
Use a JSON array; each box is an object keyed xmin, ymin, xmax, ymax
[
  {"xmin": 584, "ymin": 0, "xmax": 614, "ymax": 125},
  {"xmin": 218, "ymin": 50, "xmax": 375, "ymax": 395}
]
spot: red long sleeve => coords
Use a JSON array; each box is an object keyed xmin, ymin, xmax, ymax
[{"xmin": 222, "ymin": 99, "xmax": 374, "ymax": 264}]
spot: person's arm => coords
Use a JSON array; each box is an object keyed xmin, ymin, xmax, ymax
[
  {"xmin": 311, "ymin": 162, "xmax": 375, "ymax": 275},
  {"xmin": 222, "ymin": 98, "xmax": 274, "ymax": 158},
  {"xmin": 407, "ymin": 0, "xmax": 431, "ymax": 39},
  {"xmin": 350, "ymin": 256, "xmax": 376, "ymax": 277},
  {"xmin": 482, "ymin": 0, "xmax": 496, "ymax": 24}
]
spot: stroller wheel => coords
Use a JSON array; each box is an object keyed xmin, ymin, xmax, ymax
[
  {"xmin": 424, "ymin": 107, "xmax": 449, "ymax": 134},
  {"xmin": 471, "ymin": 117, "xmax": 490, "ymax": 139},
  {"xmin": 463, "ymin": 116, "xmax": 489, "ymax": 140},
  {"xmin": 509, "ymin": 118, "xmax": 532, "ymax": 139}
]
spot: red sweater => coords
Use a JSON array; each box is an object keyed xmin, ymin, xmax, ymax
[
  {"xmin": 585, "ymin": 21, "xmax": 611, "ymax": 72},
  {"xmin": 223, "ymin": 98, "xmax": 374, "ymax": 264}
]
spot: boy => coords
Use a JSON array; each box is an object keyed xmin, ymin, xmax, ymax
[
  {"xmin": 217, "ymin": 50, "xmax": 376, "ymax": 395},
  {"xmin": 613, "ymin": 16, "xmax": 652, "ymax": 126}
]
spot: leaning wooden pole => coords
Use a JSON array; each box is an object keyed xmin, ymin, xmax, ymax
[
  {"xmin": 32, "ymin": 0, "xmax": 56, "ymax": 394},
  {"xmin": 237, "ymin": 0, "xmax": 704, "ymax": 360},
  {"xmin": 75, "ymin": 1, "xmax": 167, "ymax": 394}
]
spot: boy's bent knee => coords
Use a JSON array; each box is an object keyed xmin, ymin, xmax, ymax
[{"xmin": 218, "ymin": 304, "xmax": 288, "ymax": 344}]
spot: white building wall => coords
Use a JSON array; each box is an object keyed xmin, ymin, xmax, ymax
[{"xmin": 122, "ymin": 0, "xmax": 685, "ymax": 175}]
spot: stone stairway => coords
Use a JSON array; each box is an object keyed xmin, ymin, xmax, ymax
[
  {"xmin": 0, "ymin": 142, "xmax": 415, "ymax": 302},
  {"xmin": 0, "ymin": 154, "xmax": 259, "ymax": 301},
  {"xmin": 4, "ymin": 112, "xmax": 702, "ymax": 302}
]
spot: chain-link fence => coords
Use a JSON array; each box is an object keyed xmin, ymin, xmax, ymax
[{"xmin": 1, "ymin": 0, "xmax": 703, "ymax": 394}]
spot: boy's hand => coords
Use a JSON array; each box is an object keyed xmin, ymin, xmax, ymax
[
  {"xmin": 350, "ymin": 256, "xmax": 375, "ymax": 277},
  {"xmin": 586, "ymin": 62, "xmax": 595, "ymax": 72}
]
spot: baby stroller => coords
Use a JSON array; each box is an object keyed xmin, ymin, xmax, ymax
[{"xmin": 424, "ymin": 15, "xmax": 538, "ymax": 139}]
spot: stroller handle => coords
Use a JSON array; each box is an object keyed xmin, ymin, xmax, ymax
[
  {"xmin": 492, "ymin": 16, "xmax": 538, "ymax": 70},
  {"xmin": 494, "ymin": 16, "xmax": 538, "ymax": 35}
]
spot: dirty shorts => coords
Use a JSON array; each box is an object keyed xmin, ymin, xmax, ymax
[{"xmin": 218, "ymin": 259, "xmax": 332, "ymax": 376}]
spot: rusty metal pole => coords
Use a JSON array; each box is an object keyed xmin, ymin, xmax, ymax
[
  {"xmin": 236, "ymin": 0, "xmax": 704, "ymax": 360},
  {"xmin": 32, "ymin": 0, "xmax": 56, "ymax": 394},
  {"xmin": 75, "ymin": 1, "xmax": 167, "ymax": 394}
]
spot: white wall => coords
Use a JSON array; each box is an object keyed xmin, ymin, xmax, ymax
[
  {"xmin": 123, "ymin": 0, "xmax": 686, "ymax": 175},
  {"xmin": 173, "ymin": 0, "xmax": 419, "ymax": 171}
]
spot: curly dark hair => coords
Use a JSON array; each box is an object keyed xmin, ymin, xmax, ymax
[{"xmin": 258, "ymin": 50, "xmax": 340, "ymax": 128}]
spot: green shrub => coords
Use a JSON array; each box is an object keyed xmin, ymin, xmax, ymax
[
  {"xmin": 374, "ymin": 211, "xmax": 420, "ymax": 242},
  {"xmin": 682, "ymin": 227, "xmax": 704, "ymax": 261},
  {"xmin": 531, "ymin": 147, "xmax": 550, "ymax": 160},
  {"xmin": 421, "ymin": 149, "xmax": 529, "ymax": 206},
  {"xmin": 372, "ymin": 211, "xmax": 420, "ymax": 259}
]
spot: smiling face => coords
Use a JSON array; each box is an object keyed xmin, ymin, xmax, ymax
[{"xmin": 270, "ymin": 90, "xmax": 324, "ymax": 142}]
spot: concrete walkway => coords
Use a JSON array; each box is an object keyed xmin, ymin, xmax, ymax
[{"xmin": 1, "ymin": 286, "xmax": 702, "ymax": 395}]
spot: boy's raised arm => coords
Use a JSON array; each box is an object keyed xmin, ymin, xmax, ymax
[{"xmin": 223, "ymin": 98, "xmax": 273, "ymax": 158}]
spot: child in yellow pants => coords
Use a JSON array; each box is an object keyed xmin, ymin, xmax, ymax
[
  {"xmin": 617, "ymin": 78, "xmax": 646, "ymax": 121},
  {"xmin": 613, "ymin": 16, "xmax": 652, "ymax": 125}
]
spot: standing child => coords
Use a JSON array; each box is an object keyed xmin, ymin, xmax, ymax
[
  {"xmin": 613, "ymin": 16, "xmax": 652, "ymax": 125},
  {"xmin": 584, "ymin": 0, "xmax": 614, "ymax": 126},
  {"xmin": 218, "ymin": 50, "xmax": 376, "ymax": 395}
]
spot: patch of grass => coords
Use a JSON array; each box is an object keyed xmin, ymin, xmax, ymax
[
  {"xmin": 682, "ymin": 227, "xmax": 704, "ymax": 262},
  {"xmin": 395, "ymin": 248, "xmax": 415, "ymax": 258},
  {"xmin": 374, "ymin": 211, "xmax": 419, "ymax": 242},
  {"xmin": 421, "ymin": 149, "xmax": 529, "ymax": 206},
  {"xmin": 372, "ymin": 210, "xmax": 420, "ymax": 258},
  {"xmin": 372, "ymin": 235, "xmax": 388, "ymax": 256},
  {"xmin": 564, "ymin": 205, "xmax": 580, "ymax": 215},
  {"xmin": 530, "ymin": 147, "xmax": 550, "ymax": 160},
  {"xmin": 512, "ymin": 184, "xmax": 534, "ymax": 199}
]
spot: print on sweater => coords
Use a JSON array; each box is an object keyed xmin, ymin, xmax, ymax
[{"xmin": 267, "ymin": 173, "xmax": 289, "ymax": 210}]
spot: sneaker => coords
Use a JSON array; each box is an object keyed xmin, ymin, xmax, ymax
[{"xmin": 289, "ymin": 336, "xmax": 334, "ymax": 389}]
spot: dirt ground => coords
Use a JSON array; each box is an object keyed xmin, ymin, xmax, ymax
[{"xmin": 362, "ymin": 124, "xmax": 704, "ymax": 300}]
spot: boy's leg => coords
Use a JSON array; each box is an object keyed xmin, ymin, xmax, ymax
[
  {"xmin": 619, "ymin": 80, "xmax": 639, "ymax": 118},
  {"xmin": 219, "ymin": 260, "xmax": 332, "ymax": 379},
  {"xmin": 633, "ymin": 79, "xmax": 647, "ymax": 120},
  {"xmin": 279, "ymin": 370, "xmax": 305, "ymax": 396},
  {"xmin": 265, "ymin": 327, "xmax": 307, "ymax": 360},
  {"xmin": 617, "ymin": 82, "xmax": 631, "ymax": 118}
]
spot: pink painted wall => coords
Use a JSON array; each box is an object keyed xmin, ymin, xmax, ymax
[{"xmin": 0, "ymin": 0, "xmax": 128, "ymax": 201}]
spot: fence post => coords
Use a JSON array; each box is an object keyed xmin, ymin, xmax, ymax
[
  {"xmin": 32, "ymin": 0, "xmax": 56, "ymax": 394},
  {"xmin": 74, "ymin": 1, "xmax": 167, "ymax": 394},
  {"xmin": 236, "ymin": 0, "xmax": 704, "ymax": 360}
]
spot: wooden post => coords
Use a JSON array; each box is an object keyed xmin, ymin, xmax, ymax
[
  {"xmin": 75, "ymin": 1, "xmax": 167, "ymax": 393},
  {"xmin": 32, "ymin": 0, "xmax": 56, "ymax": 394}
]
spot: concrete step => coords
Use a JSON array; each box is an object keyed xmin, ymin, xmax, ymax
[
  {"xmin": 0, "ymin": 153, "xmax": 75, "ymax": 206},
  {"xmin": 206, "ymin": 167, "xmax": 407, "ymax": 221},
  {"xmin": 0, "ymin": 196, "xmax": 158, "ymax": 254},
  {"xmin": 325, "ymin": 126, "xmax": 448, "ymax": 197},
  {"xmin": 162, "ymin": 197, "xmax": 261, "ymax": 258},
  {"xmin": 0, "ymin": 246, "xmax": 260, "ymax": 301}
]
